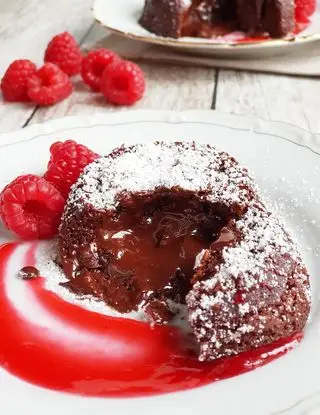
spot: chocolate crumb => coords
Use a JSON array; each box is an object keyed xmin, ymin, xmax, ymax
[
  {"xmin": 18, "ymin": 266, "xmax": 40, "ymax": 280},
  {"xmin": 144, "ymin": 299, "xmax": 174, "ymax": 325}
]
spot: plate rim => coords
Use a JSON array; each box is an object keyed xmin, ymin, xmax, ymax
[
  {"xmin": 1, "ymin": 109, "xmax": 319, "ymax": 154},
  {"xmin": 92, "ymin": 0, "xmax": 320, "ymax": 50}
]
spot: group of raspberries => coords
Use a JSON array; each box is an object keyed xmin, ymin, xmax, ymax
[
  {"xmin": 0, "ymin": 140, "xmax": 100, "ymax": 240},
  {"xmin": 0, "ymin": 32, "xmax": 146, "ymax": 106}
]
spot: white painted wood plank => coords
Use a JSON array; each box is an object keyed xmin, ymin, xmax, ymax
[
  {"xmin": 216, "ymin": 70, "xmax": 320, "ymax": 132},
  {"xmin": 29, "ymin": 22, "xmax": 216, "ymax": 122},
  {"xmin": 30, "ymin": 61, "xmax": 216, "ymax": 124},
  {"xmin": 0, "ymin": 0, "xmax": 93, "ymax": 134}
]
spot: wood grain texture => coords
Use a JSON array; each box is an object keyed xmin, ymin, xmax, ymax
[
  {"xmin": 30, "ymin": 61, "xmax": 217, "ymax": 124},
  {"xmin": 216, "ymin": 70, "xmax": 320, "ymax": 132},
  {"xmin": 29, "ymin": 22, "xmax": 216, "ymax": 123},
  {"xmin": 0, "ymin": 0, "xmax": 93, "ymax": 134},
  {"xmin": 1, "ymin": 0, "xmax": 320, "ymax": 134}
]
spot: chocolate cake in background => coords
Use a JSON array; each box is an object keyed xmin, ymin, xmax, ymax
[
  {"xmin": 58, "ymin": 142, "xmax": 311, "ymax": 362},
  {"xmin": 139, "ymin": 0, "xmax": 296, "ymax": 39}
]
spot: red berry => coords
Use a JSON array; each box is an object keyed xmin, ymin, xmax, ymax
[
  {"xmin": 0, "ymin": 175, "xmax": 65, "ymax": 239},
  {"xmin": 27, "ymin": 63, "xmax": 73, "ymax": 106},
  {"xmin": 81, "ymin": 49, "xmax": 119, "ymax": 92},
  {"xmin": 295, "ymin": 0, "xmax": 316, "ymax": 23},
  {"xmin": 1, "ymin": 60, "xmax": 37, "ymax": 102},
  {"xmin": 0, "ymin": 175, "xmax": 39, "ymax": 222},
  {"xmin": 45, "ymin": 32, "xmax": 82, "ymax": 77},
  {"xmin": 100, "ymin": 60, "xmax": 145, "ymax": 106},
  {"xmin": 44, "ymin": 140, "xmax": 99, "ymax": 198}
]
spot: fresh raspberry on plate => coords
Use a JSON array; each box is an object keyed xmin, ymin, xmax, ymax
[
  {"xmin": 44, "ymin": 140, "xmax": 99, "ymax": 198},
  {"xmin": 295, "ymin": 0, "xmax": 316, "ymax": 23},
  {"xmin": 27, "ymin": 63, "xmax": 73, "ymax": 106},
  {"xmin": 100, "ymin": 60, "xmax": 145, "ymax": 106},
  {"xmin": 45, "ymin": 32, "xmax": 82, "ymax": 77},
  {"xmin": 1, "ymin": 59, "xmax": 37, "ymax": 102},
  {"xmin": 81, "ymin": 49, "xmax": 119, "ymax": 92},
  {"xmin": 0, "ymin": 174, "xmax": 65, "ymax": 239}
]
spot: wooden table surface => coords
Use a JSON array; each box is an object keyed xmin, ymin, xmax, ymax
[{"xmin": 1, "ymin": 0, "xmax": 320, "ymax": 134}]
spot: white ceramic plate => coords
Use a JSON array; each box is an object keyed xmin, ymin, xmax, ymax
[
  {"xmin": 1, "ymin": 110, "xmax": 320, "ymax": 415},
  {"xmin": 93, "ymin": 0, "xmax": 320, "ymax": 57}
]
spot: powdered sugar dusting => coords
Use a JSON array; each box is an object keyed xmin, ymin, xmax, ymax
[
  {"xmin": 187, "ymin": 202, "xmax": 311, "ymax": 361},
  {"xmin": 65, "ymin": 142, "xmax": 255, "ymax": 215}
]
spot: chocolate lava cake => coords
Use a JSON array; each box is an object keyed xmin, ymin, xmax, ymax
[
  {"xmin": 58, "ymin": 142, "xmax": 311, "ymax": 361},
  {"xmin": 139, "ymin": 0, "xmax": 295, "ymax": 39}
]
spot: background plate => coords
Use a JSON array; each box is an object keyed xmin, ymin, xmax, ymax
[
  {"xmin": 0, "ymin": 110, "xmax": 320, "ymax": 415},
  {"xmin": 93, "ymin": 0, "xmax": 320, "ymax": 57}
]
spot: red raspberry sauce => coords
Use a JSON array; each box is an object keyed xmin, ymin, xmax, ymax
[
  {"xmin": 0, "ymin": 243, "xmax": 302, "ymax": 398},
  {"xmin": 236, "ymin": 21, "xmax": 310, "ymax": 44}
]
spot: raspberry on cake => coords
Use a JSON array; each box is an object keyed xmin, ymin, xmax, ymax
[
  {"xmin": 139, "ymin": 0, "xmax": 315, "ymax": 39},
  {"xmin": 58, "ymin": 141, "xmax": 311, "ymax": 362}
]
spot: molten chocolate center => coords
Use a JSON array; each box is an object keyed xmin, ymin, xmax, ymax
[
  {"xmin": 99, "ymin": 196, "xmax": 226, "ymax": 292},
  {"xmin": 61, "ymin": 193, "xmax": 236, "ymax": 320}
]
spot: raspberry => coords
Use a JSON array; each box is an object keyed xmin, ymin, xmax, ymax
[
  {"xmin": 100, "ymin": 60, "xmax": 145, "ymax": 106},
  {"xmin": 0, "ymin": 175, "xmax": 38, "ymax": 222},
  {"xmin": 27, "ymin": 63, "xmax": 73, "ymax": 106},
  {"xmin": 81, "ymin": 49, "xmax": 119, "ymax": 92},
  {"xmin": 0, "ymin": 175, "xmax": 65, "ymax": 239},
  {"xmin": 1, "ymin": 60, "xmax": 37, "ymax": 102},
  {"xmin": 45, "ymin": 32, "xmax": 82, "ymax": 77},
  {"xmin": 44, "ymin": 140, "xmax": 99, "ymax": 198},
  {"xmin": 295, "ymin": 0, "xmax": 316, "ymax": 23}
]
